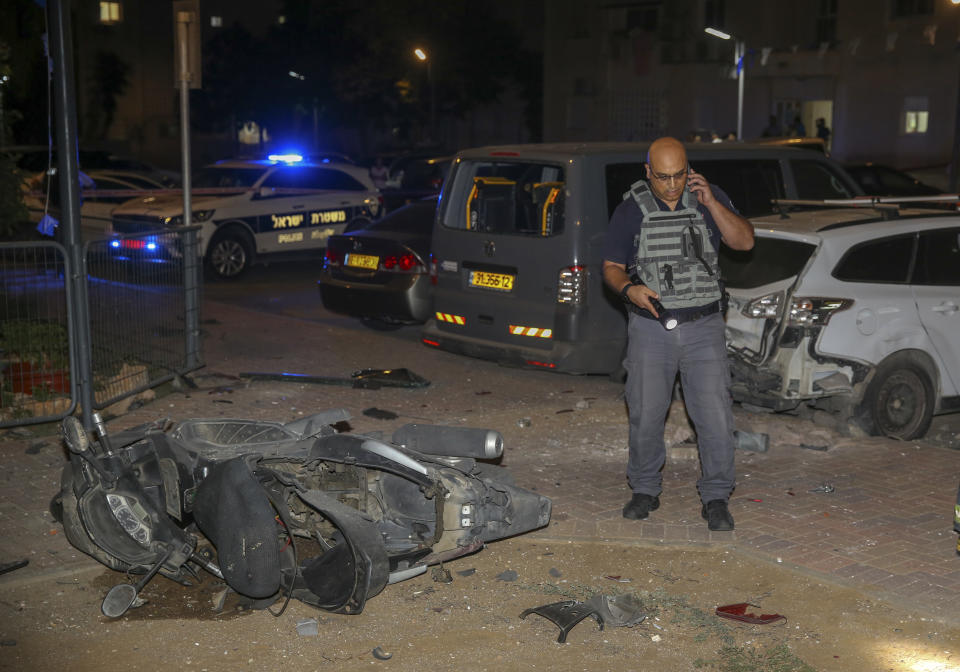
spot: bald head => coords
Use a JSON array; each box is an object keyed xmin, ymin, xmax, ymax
[{"xmin": 645, "ymin": 137, "xmax": 689, "ymax": 207}]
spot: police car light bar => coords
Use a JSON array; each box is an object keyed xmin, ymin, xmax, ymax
[{"xmin": 268, "ymin": 153, "xmax": 304, "ymax": 163}]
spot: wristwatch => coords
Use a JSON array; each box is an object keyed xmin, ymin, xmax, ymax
[{"xmin": 620, "ymin": 282, "xmax": 636, "ymax": 303}]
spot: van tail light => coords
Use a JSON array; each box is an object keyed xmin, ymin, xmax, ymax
[
  {"xmin": 557, "ymin": 265, "xmax": 586, "ymax": 304},
  {"xmin": 429, "ymin": 253, "xmax": 438, "ymax": 285},
  {"xmin": 787, "ymin": 297, "xmax": 853, "ymax": 326}
]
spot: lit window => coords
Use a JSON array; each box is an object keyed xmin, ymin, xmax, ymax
[
  {"xmin": 99, "ymin": 1, "xmax": 122, "ymax": 24},
  {"xmin": 277, "ymin": 15, "xmax": 286, "ymax": 24},
  {"xmin": 210, "ymin": 15, "xmax": 222, "ymax": 27},
  {"xmin": 904, "ymin": 96, "xmax": 929, "ymax": 134},
  {"xmin": 905, "ymin": 111, "xmax": 928, "ymax": 134}
]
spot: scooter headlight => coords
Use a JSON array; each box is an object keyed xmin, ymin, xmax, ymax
[{"xmin": 106, "ymin": 493, "xmax": 152, "ymax": 546}]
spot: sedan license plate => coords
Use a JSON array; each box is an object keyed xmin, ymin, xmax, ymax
[
  {"xmin": 470, "ymin": 270, "xmax": 514, "ymax": 291},
  {"xmin": 346, "ymin": 253, "xmax": 379, "ymax": 269}
]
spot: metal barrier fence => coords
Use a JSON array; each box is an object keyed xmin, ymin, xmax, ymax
[
  {"xmin": 0, "ymin": 242, "xmax": 76, "ymax": 425},
  {"xmin": 1, "ymin": 228, "xmax": 202, "ymax": 428}
]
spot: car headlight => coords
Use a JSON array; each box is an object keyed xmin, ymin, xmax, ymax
[{"xmin": 162, "ymin": 210, "xmax": 215, "ymax": 227}]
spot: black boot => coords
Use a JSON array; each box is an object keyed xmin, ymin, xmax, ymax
[
  {"xmin": 701, "ymin": 499, "xmax": 734, "ymax": 531},
  {"xmin": 622, "ymin": 493, "xmax": 660, "ymax": 520}
]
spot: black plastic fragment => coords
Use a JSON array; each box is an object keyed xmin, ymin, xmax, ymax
[
  {"xmin": 519, "ymin": 600, "xmax": 604, "ymax": 643},
  {"xmin": 238, "ymin": 368, "xmax": 430, "ymax": 390}
]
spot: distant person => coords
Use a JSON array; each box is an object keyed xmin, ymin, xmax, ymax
[
  {"xmin": 761, "ymin": 115, "xmax": 781, "ymax": 137},
  {"xmin": 369, "ymin": 156, "xmax": 388, "ymax": 190},
  {"xmin": 710, "ymin": 131, "xmax": 722, "ymax": 143},
  {"xmin": 790, "ymin": 116, "xmax": 806, "ymax": 137},
  {"xmin": 816, "ymin": 118, "xmax": 831, "ymax": 145},
  {"xmin": 723, "ymin": 131, "xmax": 737, "ymax": 141}
]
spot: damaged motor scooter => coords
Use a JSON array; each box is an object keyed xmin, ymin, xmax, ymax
[{"xmin": 51, "ymin": 411, "xmax": 551, "ymax": 618}]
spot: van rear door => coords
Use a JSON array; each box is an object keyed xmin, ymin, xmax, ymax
[{"xmin": 432, "ymin": 159, "xmax": 569, "ymax": 356}]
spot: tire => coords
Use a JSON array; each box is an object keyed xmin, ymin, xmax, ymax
[
  {"xmin": 859, "ymin": 356, "xmax": 934, "ymax": 440},
  {"xmin": 359, "ymin": 316, "xmax": 403, "ymax": 331},
  {"xmin": 206, "ymin": 230, "xmax": 252, "ymax": 279}
]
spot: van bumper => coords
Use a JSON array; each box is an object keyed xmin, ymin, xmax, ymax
[{"xmin": 421, "ymin": 320, "xmax": 622, "ymax": 375}]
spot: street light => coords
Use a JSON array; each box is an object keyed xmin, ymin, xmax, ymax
[
  {"xmin": 705, "ymin": 27, "xmax": 745, "ymax": 140},
  {"xmin": 950, "ymin": 1, "xmax": 960, "ymax": 191},
  {"xmin": 413, "ymin": 47, "xmax": 436, "ymax": 143}
]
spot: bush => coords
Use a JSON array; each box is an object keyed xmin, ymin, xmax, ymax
[{"xmin": 0, "ymin": 152, "xmax": 31, "ymax": 239}]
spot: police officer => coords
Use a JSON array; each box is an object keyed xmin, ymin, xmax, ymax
[{"xmin": 602, "ymin": 137, "xmax": 754, "ymax": 531}]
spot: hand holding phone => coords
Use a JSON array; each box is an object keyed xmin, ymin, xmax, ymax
[{"xmin": 686, "ymin": 166, "xmax": 713, "ymax": 206}]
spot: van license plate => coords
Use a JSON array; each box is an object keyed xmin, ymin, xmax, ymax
[
  {"xmin": 470, "ymin": 270, "xmax": 514, "ymax": 291},
  {"xmin": 346, "ymin": 253, "xmax": 379, "ymax": 269}
]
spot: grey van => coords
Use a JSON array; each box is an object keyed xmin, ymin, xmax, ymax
[{"xmin": 422, "ymin": 142, "xmax": 862, "ymax": 375}]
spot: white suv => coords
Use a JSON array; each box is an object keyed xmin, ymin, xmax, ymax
[
  {"xmin": 110, "ymin": 157, "xmax": 381, "ymax": 278},
  {"xmin": 721, "ymin": 204, "xmax": 960, "ymax": 439}
]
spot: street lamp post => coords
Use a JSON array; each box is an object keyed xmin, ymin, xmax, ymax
[
  {"xmin": 414, "ymin": 47, "xmax": 436, "ymax": 142},
  {"xmin": 950, "ymin": 0, "xmax": 960, "ymax": 192},
  {"xmin": 705, "ymin": 28, "xmax": 744, "ymax": 140}
]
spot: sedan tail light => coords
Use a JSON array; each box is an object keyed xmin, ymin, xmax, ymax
[
  {"xmin": 324, "ymin": 247, "xmax": 344, "ymax": 268},
  {"xmin": 382, "ymin": 253, "xmax": 424, "ymax": 273}
]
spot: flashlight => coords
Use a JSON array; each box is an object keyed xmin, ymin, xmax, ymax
[{"xmin": 649, "ymin": 297, "xmax": 678, "ymax": 330}]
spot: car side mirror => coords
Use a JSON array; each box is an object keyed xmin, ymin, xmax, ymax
[{"xmin": 256, "ymin": 186, "xmax": 275, "ymax": 199}]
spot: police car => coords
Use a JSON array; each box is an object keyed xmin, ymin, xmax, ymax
[{"xmin": 110, "ymin": 155, "xmax": 382, "ymax": 278}]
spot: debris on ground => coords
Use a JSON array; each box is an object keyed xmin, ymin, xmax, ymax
[
  {"xmin": 295, "ymin": 618, "xmax": 319, "ymax": 636},
  {"xmin": 517, "ymin": 418, "xmax": 531, "ymax": 428},
  {"xmin": 800, "ymin": 443, "xmax": 829, "ymax": 451},
  {"xmin": 238, "ymin": 368, "xmax": 430, "ymax": 389},
  {"xmin": 808, "ymin": 483, "xmax": 835, "ymax": 494},
  {"xmin": 496, "ymin": 570, "xmax": 519, "ymax": 582},
  {"xmin": 734, "ymin": 429, "xmax": 769, "ymax": 453},
  {"xmin": 431, "ymin": 566, "xmax": 453, "ymax": 583},
  {"xmin": 0, "ymin": 559, "xmax": 29, "ymax": 576},
  {"xmin": 520, "ymin": 594, "xmax": 647, "ymax": 643},
  {"xmin": 715, "ymin": 602, "xmax": 786, "ymax": 625},
  {"xmin": 372, "ymin": 646, "xmax": 393, "ymax": 660},
  {"xmin": 363, "ymin": 407, "xmax": 400, "ymax": 420}
]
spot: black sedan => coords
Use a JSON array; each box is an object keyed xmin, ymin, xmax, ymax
[
  {"xmin": 845, "ymin": 163, "xmax": 942, "ymax": 197},
  {"xmin": 319, "ymin": 197, "xmax": 436, "ymax": 330}
]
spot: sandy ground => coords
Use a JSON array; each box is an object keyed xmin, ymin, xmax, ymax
[{"xmin": 2, "ymin": 534, "xmax": 959, "ymax": 671}]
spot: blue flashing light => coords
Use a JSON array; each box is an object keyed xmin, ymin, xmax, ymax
[
  {"xmin": 268, "ymin": 153, "xmax": 304, "ymax": 164},
  {"xmin": 110, "ymin": 240, "xmax": 120, "ymax": 248},
  {"xmin": 146, "ymin": 242, "xmax": 157, "ymax": 251}
]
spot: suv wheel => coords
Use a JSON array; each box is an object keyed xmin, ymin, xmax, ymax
[
  {"xmin": 859, "ymin": 355, "xmax": 934, "ymax": 440},
  {"xmin": 207, "ymin": 231, "xmax": 252, "ymax": 279}
]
